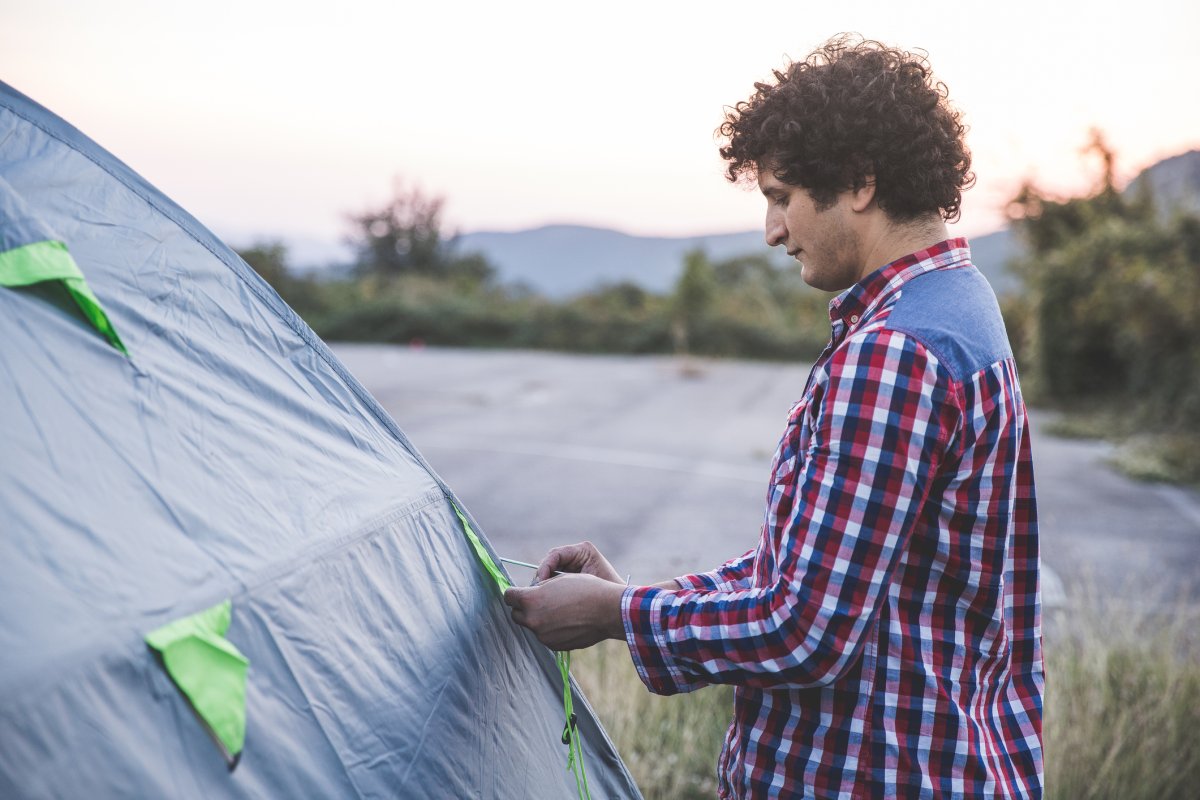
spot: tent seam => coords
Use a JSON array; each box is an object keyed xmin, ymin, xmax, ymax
[
  {"xmin": 0, "ymin": 490, "xmax": 443, "ymax": 703},
  {"xmin": 239, "ymin": 488, "xmax": 446, "ymax": 596}
]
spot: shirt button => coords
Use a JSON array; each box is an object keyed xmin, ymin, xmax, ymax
[{"xmin": 850, "ymin": 314, "xmax": 859, "ymax": 324}]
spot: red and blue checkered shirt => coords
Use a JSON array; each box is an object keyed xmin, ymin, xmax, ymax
[{"xmin": 621, "ymin": 239, "xmax": 1044, "ymax": 799}]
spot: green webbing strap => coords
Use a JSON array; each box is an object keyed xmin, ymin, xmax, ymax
[
  {"xmin": 145, "ymin": 600, "xmax": 249, "ymax": 767},
  {"xmin": 557, "ymin": 651, "xmax": 592, "ymax": 799},
  {"xmin": 451, "ymin": 502, "xmax": 591, "ymax": 799},
  {"xmin": 0, "ymin": 239, "xmax": 128, "ymax": 354},
  {"xmin": 452, "ymin": 502, "xmax": 511, "ymax": 593}
]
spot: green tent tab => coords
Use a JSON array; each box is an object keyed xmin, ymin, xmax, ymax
[
  {"xmin": 0, "ymin": 239, "xmax": 127, "ymax": 354},
  {"xmin": 145, "ymin": 600, "xmax": 248, "ymax": 762}
]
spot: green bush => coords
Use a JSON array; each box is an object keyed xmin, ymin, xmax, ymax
[
  {"xmin": 245, "ymin": 244, "xmax": 834, "ymax": 363},
  {"xmin": 1008, "ymin": 163, "xmax": 1200, "ymax": 436}
]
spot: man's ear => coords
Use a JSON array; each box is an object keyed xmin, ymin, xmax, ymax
[{"xmin": 849, "ymin": 177, "xmax": 876, "ymax": 213}]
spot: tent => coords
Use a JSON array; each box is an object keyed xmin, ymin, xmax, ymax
[{"xmin": 0, "ymin": 81, "xmax": 641, "ymax": 798}]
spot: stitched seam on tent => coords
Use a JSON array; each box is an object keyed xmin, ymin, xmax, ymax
[
  {"xmin": 239, "ymin": 487, "xmax": 446, "ymax": 595},
  {"xmin": 0, "ymin": 488, "xmax": 447, "ymax": 705},
  {"xmin": 135, "ymin": 491, "xmax": 448, "ymax": 648}
]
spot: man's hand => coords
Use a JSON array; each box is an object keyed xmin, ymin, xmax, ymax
[
  {"xmin": 504, "ymin": 573, "xmax": 626, "ymax": 651},
  {"xmin": 534, "ymin": 541, "xmax": 623, "ymax": 584}
]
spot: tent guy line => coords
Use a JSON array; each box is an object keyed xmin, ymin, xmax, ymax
[{"xmin": 500, "ymin": 557, "xmax": 632, "ymax": 585}]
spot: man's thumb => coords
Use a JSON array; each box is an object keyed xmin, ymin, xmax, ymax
[{"xmin": 503, "ymin": 586, "xmax": 527, "ymax": 608}]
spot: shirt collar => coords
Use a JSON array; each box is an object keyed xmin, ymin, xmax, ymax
[{"xmin": 829, "ymin": 237, "xmax": 972, "ymax": 329}]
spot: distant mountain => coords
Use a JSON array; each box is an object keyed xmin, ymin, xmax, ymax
[
  {"xmin": 459, "ymin": 223, "xmax": 1022, "ymax": 299},
  {"xmin": 1125, "ymin": 149, "xmax": 1200, "ymax": 218},
  {"xmin": 268, "ymin": 150, "xmax": 1200, "ymax": 299},
  {"xmin": 454, "ymin": 225, "xmax": 791, "ymax": 298},
  {"xmin": 966, "ymin": 228, "xmax": 1020, "ymax": 295}
]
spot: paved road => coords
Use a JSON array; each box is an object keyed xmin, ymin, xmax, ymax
[{"xmin": 334, "ymin": 344, "xmax": 1200, "ymax": 609}]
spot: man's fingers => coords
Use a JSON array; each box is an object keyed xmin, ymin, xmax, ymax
[
  {"xmin": 536, "ymin": 545, "xmax": 579, "ymax": 581},
  {"xmin": 536, "ymin": 541, "xmax": 603, "ymax": 581},
  {"xmin": 534, "ymin": 552, "xmax": 560, "ymax": 583}
]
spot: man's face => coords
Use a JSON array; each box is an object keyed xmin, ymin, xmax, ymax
[{"xmin": 758, "ymin": 169, "xmax": 864, "ymax": 293}]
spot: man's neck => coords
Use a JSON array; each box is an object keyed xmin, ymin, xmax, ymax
[{"xmin": 857, "ymin": 215, "xmax": 951, "ymax": 281}]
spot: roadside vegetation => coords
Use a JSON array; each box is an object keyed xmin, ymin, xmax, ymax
[
  {"xmin": 238, "ymin": 182, "xmax": 832, "ymax": 365},
  {"xmin": 1000, "ymin": 135, "xmax": 1200, "ymax": 485}
]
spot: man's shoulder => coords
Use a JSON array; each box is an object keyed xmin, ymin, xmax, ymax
[{"xmin": 879, "ymin": 264, "xmax": 1012, "ymax": 382}]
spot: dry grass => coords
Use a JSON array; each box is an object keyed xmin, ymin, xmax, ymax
[
  {"xmin": 1042, "ymin": 596, "xmax": 1200, "ymax": 799},
  {"xmin": 572, "ymin": 640, "xmax": 731, "ymax": 799},
  {"xmin": 573, "ymin": 599, "xmax": 1200, "ymax": 799}
]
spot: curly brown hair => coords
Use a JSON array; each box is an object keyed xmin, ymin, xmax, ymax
[{"xmin": 719, "ymin": 35, "xmax": 974, "ymax": 222}]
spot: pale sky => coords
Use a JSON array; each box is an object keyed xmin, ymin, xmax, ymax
[{"xmin": 4, "ymin": 0, "xmax": 1198, "ymax": 252}]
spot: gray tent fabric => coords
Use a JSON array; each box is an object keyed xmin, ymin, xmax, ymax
[{"xmin": 0, "ymin": 81, "xmax": 641, "ymax": 799}]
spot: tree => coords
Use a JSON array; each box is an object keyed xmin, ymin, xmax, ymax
[
  {"xmin": 671, "ymin": 249, "xmax": 716, "ymax": 356},
  {"xmin": 236, "ymin": 241, "xmax": 329, "ymax": 315},
  {"xmin": 345, "ymin": 180, "xmax": 495, "ymax": 286},
  {"xmin": 1006, "ymin": 136, "xmax": 1200, "ymax": 429},
  {"xmin": 238, "ymin": 241, "xmax": 290, "ymax": 287}
]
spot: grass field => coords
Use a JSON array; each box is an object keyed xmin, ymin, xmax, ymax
[{"xmin": 572, "ymin": 597, "xmax": 1200, "ymax": 799}]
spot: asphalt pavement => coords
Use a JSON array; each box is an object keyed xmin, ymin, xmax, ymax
[{"xmin": 333, "ymin": 344, "xmax": 1200, "ymax": 610}]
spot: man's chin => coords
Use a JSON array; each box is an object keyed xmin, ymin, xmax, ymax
[
  {"xmin": 801, "ymin": 263, "xmax": 856, "ymax": 294},
  {"xmin": 799, "ymin": 263, "xmax": 826, "ymax": 291}
]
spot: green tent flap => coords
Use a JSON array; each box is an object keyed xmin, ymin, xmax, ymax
[
  {"xmin": 0, "ymin": 239, "xmax": 128, "ymax": 354},
  {"xmin": 145, "ymin": 600, "xmax": 248, "ymax": 762}
]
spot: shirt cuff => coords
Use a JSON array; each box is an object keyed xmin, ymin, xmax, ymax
[{"xmin": 620, "ymin": 585, "xmax": 706, "ymax": 696}]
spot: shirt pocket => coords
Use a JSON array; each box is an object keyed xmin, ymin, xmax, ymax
[{"xmin": 770, "ymin": 398, "xmax": 811, "ymax": 486}]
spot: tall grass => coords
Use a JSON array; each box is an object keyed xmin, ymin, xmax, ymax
[
  {"xmin": 572, "ymin": 599, "xmax": 1200, "ymax": 799},
  {"xmin": 572, "ymin": 641, "xmax": 732, "ymax": 799},
  {"xmin": 1043, "ymin": 598, "xmax": 1200, "ymax": 799}
]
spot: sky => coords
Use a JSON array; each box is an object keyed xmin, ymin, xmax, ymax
[{"xmin": 4, "ymin": 0, "xmax": 1199, "ymax": 258}]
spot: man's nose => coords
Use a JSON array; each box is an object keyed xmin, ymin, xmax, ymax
[{"xmin": 764, "ymin": 209, "xmax": 786, "ymax": 248}]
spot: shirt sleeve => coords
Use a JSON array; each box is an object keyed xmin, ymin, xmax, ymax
[
  {"xmin": 621, "ymin": 329, "xmax": 962, "ymax": 695},
  {"xmin": 674, "ymin": 548, "xmax": 756, "ymax": 591}
]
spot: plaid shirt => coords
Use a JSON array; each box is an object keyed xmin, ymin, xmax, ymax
[{"xmin": 621, "ymin": 239, "xmax": 1044, "ymax": 799}]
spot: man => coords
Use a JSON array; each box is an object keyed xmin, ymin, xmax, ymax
[{"xmin": 504, "ymin": 35, "xmax": 1044, "ymax": 799}]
